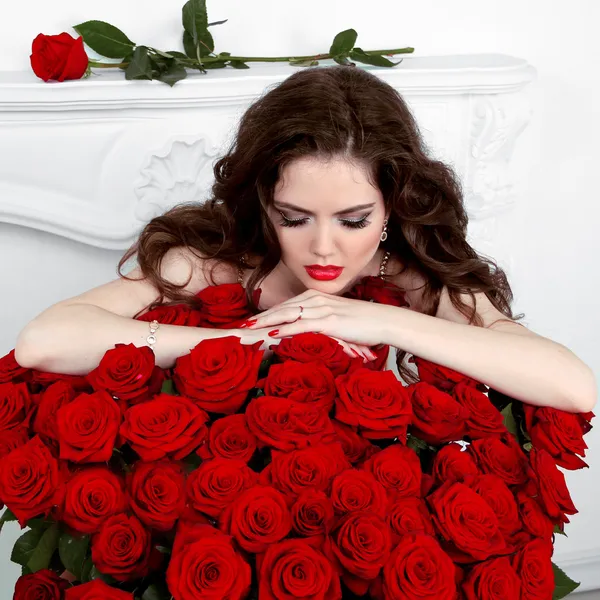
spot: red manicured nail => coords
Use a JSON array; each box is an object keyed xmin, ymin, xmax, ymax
[
  {"xmin": 245, "ymin": 318, "xmax": 257, "ymax": 326},
  {"xmin": 268, "ymin": 329, "xmax": 279, "ymax": 337}
]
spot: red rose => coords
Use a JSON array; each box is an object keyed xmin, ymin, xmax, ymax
[
  {"xmin": 0, "ymin": 436, "xmax": 61, "ymax": 526},
  {"xmin": 173, "ymin": 336, "xmax": 263, "ymax": 414},
  {"xmin": 515, "ymin": 490, "xmax": 554, "ymax": 539},
  {"xmin": 388, "ymin": 497, "xmax": 435, "ymax": 543},
  {"xmin": 468, "ymin": 434, "xmax": 529, "ymax": 486},
  {"xmin": 453, "ymin": 382, "xmax": 507, "ymax": 439},
  {"xmin": 30, "ymin": 32, "xmax": 88, "ymax": 82},
  {"xmin": 412, "ymin": 356, "xmax": 485, "ymax": 392},
  {"xmin": 260, "ymin": 359, "xmax": 337, "ymax": 412},
  {"xmin": 167, "ymin": 523, "xmax": 251, "ymax": 600},
  {"xmin": 263, "ymin": 442, "xmax": 350, "ymax": 500},
  {"xmin": 246, "ymin": 395, "xmax": 335, "ymax": 451},
  {"xmin": 65, "ymin": 579, "xmax": 134, "ymax": 599},
  {"xmin": 332, "ymin": 420, "xmax": 381, "ymax": 464},
  {"xmin": 56, "ymin": 391, "xmax": 121, "ymax": 463},
  {"xmin": 91, "ymin": 513, "xmax": 155, "ymax": 581},
  {"xmin": 335, "ymin": 368, "xmax": 412, "ymax": 440},
  {"xmin": 0, "ymin": 349, "xmax": 29, "ymax": 384},
  {"xmin": 524, "ymin": 405, "xmax": 592, "ymax": 470},
  {"xmin": 87, "ymin": 344, "xmax": 163, "ymax": 405},
  {"xmin": 258, "ymin": 538, "xmax": 341, "ymax": 600},
  {"xmin": 185, "ymin": 457, "xmax": 258, "ymax": 519},
  {"xmin": 526, "ymin": 448, "xmax": 577, "ymax": 525},
  {"xmin": 380, "ymin": 534, "xmax": 458, "ymax": 600},
  {"xmin": 291, "ymin": 489, "xmax": 335, "ymax": 540},
  {"xmin": 331, "ymin": 511, "xmax": 392, "ymax": 595},
  {"xmin": 463, "ymin": 557, "xmax": 521, "ymax": 600},
  {"xmin": 128, "ymin": 460, "xmax": 186, "ymax": 531},
  {"xmin": 409, "ymin": 382, "xmax": 469, "ymax": 444},
  {"xmin": 219, "ymin": 485, "xmax": 292, "ymax": 553},
  {"xmin": 432, "ymin": 443, "xmax": 480, "ymax": 485},
  {"xmin": 62, "ymin": 467, "xmax": 128, "ymax": 534},
  {"xmin": 120, "ymin": 394, "xmax": 208, "ymax": 461},
  {"xmin": 0, "ymin": 426, "xmax": 29, "ymax": 459},
  {"xmin": 344, "ymin": 275, "xmax": 408, "ymax": 307},
  {"xmin": 272, "ymin": 332, "xmax": 352, "ymax": 377},
  {"xmin": 511, "ymin": 538, "xmax": 554, "ymax": 599},
  {"xmin": 13, "ymin": 568, "xmax": 70, "ymax": 599},
  {"xmin": 463, "ymin": 474, "xmax": 521, "ymax": 539},
  {"xmin": 137, "ymin": 303, "xmax": 203, "ymax": 327},
  {"xmin": 196, "ymin": 282, "xmax": 259, "ymax": 328},
  {"xmin": 330, "ymin": 469, "xmax": 388, "ymax": 517},
  {"xmin": 0, "ymin": 382, "xmax": 34, "ymax": 432},
  {"xmin": 361, "ymin": 444, "xmax": 422, "ymax": 499},
  {"xmin": 33, "ymin": 381, "xmax": 78, "ymax": 444},
  {"xmin": 196, "ymin": 414, "xmax": 257, "ymax": 462},
  {"xmin": 427, "ymin": 481, "xmax": 508, "ymax": 563}
]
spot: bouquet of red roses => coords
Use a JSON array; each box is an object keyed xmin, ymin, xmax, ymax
[{"xmin": 0, "ymin": 278, "xmax": 593, "ymax": 599}]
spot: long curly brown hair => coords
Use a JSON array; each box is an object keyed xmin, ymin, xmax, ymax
[{"xmin": 119, "ymin": 64, "xmax": 519, "ymax": 380}]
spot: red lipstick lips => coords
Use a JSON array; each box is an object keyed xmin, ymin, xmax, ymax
[{"xmin": 304, "ymin": 265, "xmax": 344, "ymax": 281}]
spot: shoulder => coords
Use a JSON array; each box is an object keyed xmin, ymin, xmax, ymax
[
  {"xmin": 156, "ymin": 247, "xmax": 239, "ymax": 294},
  {"xmin": 386, "ymin": 255, "xmax": 529, "ymax": 334},
  {"xmin": 435, "ymin": 286, "xmax": 531, "ymax": 334}
]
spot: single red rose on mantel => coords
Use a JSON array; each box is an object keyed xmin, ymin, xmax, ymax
[{"xmin": 30, "ymin": 32, "xmax": 89, "ymax": 82}]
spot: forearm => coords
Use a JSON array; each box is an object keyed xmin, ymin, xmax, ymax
[
  {"xmin": 380, "ymin": 306, "xmax": 597, "ymax": 413},
  {"xmin": 14, "ymin": 303, "xmax": 242, "ymax": 375}
]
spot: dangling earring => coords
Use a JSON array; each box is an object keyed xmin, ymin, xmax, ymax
[{"xmin": 380, "ymin": 219, "xmax": 388, "ymax": 242}]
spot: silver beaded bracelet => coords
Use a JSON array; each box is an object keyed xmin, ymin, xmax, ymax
[{"xmin": 146, "ymin": 319, "xmax": 159, "ymax": 352}]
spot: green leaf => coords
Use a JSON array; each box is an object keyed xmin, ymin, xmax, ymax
[
  {"xmin": 182, "ymin": 0, "xmax": 214, "ymax": 60},
  {"xmin": 73, "ymin": 20, "xmax": 135, "ymax": 59},
  {"xmin": 125, "ymin": 46, "xmax": 153, "ymax": 81},
  {"xmin": 90, "ymin": 564, "xmax": 117, "ymax": 585},
  {"xmin": 182, "ymin": 0, "xmax": 208, "ymax": 40},
  {"xmin": 26, "ymin": 523, "xmax": 59, "ymax": 572},
  {"xmin": 11, "ymin": 529, "xmax": 44, "ymax": 566},
  {"xmin": 161, "ymin": 380, "xmax": 175, "ymax": 395},
  {"xmin": 553, "ymin": 524, "xmax": 568, "ymax": 537},
  {"xmin": 208, "ymin": 19, "xmax": 228, "ymax": 27},
  {"xmin": 407, "ymin": 435, "xmax": 429, "ymax": 453},
  {"xmin": 156, "ymin": 61, "xmax": 188, "ymax": 86},
  {"xmin": 329, "ymin": 29, "xmax": 358, "ymax": 57},
  {"xmin": 0, "ymin": 508, "xmax": 17, "ymax": 533},
  {"xmin": 523, "ymin": 441, "xmax": 533, "ymax": 452},
  {"xmin": 203, "ymin": 60, "xmax": 228, "ymax": 70},
  {"xmin": 501, "ymin": 403, "xmax": 519, "ymax": 437},
  {"xmin": 349, "ymin": 48, "xmax": 399, "ymax": 67},
  {"xmin": 552, "ymin": 562, "xmax": 580, "ymax": 599},
  {"xmin": 229, "ymin": 61, "xmax": 250, "ymax": 69},
  {"xmin": 58, "ymin": 533, "xmax": 89, "ymax": 581},
  {"xmin": 333, "ymin": 56, "xmax": 354, "ymax": 66},
  {"xmin": 142, "ymin": 582, "xmax": 171, "ymax": 600},
  {"xmin": 183, "ymin": 29, "xmax": 215, "ymax": 60},
  {"xmin": 81, "ymin": 556, "xmax": 93, "ymax": 583}
]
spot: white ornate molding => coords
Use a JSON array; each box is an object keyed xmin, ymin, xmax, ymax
[{"xmin": 0, "ymin": 54, "xmax": 536, "ymax": 249}]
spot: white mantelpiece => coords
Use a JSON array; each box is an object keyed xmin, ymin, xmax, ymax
[{"xmin": 0, "ymin": 54, "xmax": 535, "ymax": 254}]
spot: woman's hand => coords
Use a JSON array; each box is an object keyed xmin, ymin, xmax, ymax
[{"xmin": 240, "ymin": 289, "xmax": 392, "ymax": 358}]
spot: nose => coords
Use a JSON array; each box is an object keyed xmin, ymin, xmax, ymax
[{"xmin": 309, "ymin": 221, "xmax": 337, "ymax": 259}]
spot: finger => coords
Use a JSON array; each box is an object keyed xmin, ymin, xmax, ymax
[
  {"xmin": 249, "ymin": 305, "xmax": 329, "ymax": 329},
  {"xmin": 266, "ymin": 317, "xmax": 327, "ymax": 339}
]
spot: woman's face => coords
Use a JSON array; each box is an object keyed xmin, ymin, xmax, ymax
[{"xmin": 267, "ymin": 155, "xmax": 388, "ymax": 294}]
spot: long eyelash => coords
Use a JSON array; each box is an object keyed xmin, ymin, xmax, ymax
[{"xmin": 278, "ymin": 212, "xmax": 372, "ymax": 229}]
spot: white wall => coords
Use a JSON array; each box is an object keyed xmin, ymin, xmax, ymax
[{"xmin": 1, "ymin": 0, "xmax": 599, "ymax": 593}]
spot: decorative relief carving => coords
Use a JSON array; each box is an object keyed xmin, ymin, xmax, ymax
[
  {"xmin": 465, "ymin": 93, "xmax": 533, "ymax": 220},
  {"xmin": 133, "ymin": 136, "xmax": 221, "ymax": 222}
]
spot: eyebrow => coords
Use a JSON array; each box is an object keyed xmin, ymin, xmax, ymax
[{"xmin": 273, "ymin": 201, "xmax": 376, "ymax": 216}]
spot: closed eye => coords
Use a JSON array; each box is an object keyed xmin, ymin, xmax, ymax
[{"xmin": 277, "ymin": 211, "xmax": 372, "ymax": 229}]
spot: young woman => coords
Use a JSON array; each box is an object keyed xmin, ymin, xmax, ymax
[{"xmin": 14, "ymin": 65, "xmax": 596, "ymax": 413}]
